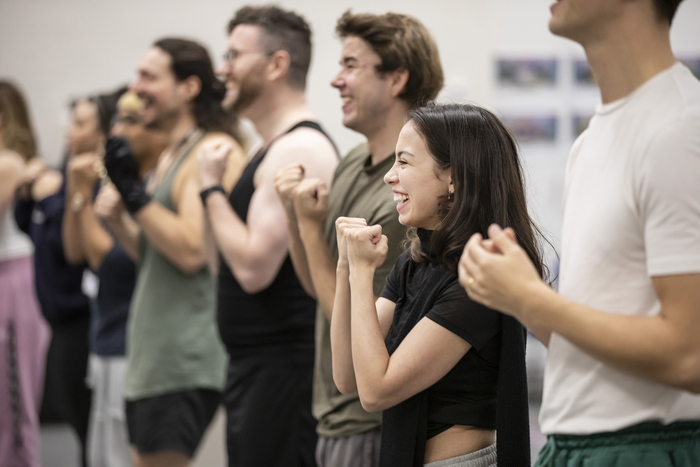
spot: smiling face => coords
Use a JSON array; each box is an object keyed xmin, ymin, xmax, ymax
[
  {"xmin": 130, "ymin": 47, "xmax": 190, "ymax": 130},
  {"xmin": 384, "ymin": 121, "xmax": 452, "ymax": 230},
  {"xmin": 219, "ymin": 24, "xmax": 270, "ymax": 115},
  {"xmin": 331, "ymin": 36, "xmax": 396, "ymax": 137},
  {"xmin": 67, "ymin": 99, "xmax": 103, "ymax": 156}
]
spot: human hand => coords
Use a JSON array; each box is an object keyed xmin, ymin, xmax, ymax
[
  {"xmin": 104, "ymin": 137, "xmax": 150, "ymax": 213},
  {"xmin": 197, "ymin": 137, "xmax": 233, "ymax": 189},
  {"xmin": 335, "ymin": 217, "xmax": 368, "ymax": 267},
  {"xmin": 459, "ymin": 224, "xmax": 545, "ymax": 319},
  {"xmin": 93, "ymin": 183, "xmax": 126, "ymax": 225},
  {"xmin": 274, "ymin": 163, "xmax": 305, "ymax": 217},
  {"xmin": 15, "ymin": 157, "xmax": 47, "ymax": 198},
  {"xmin": 67, "ymin": 153, "xmax": 102, "ymax": 192},
  {"xmin": 293, "ymin": 178, "xmax": 329, "ymax": 226},
  {"xmin": 346, "ymin": 224, "xmax": 388, "ymax": 271}
]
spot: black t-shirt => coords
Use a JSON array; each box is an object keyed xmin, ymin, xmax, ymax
[{"xmin": 380, "ymin": 230, "xmax": 501, "ymax": 437}]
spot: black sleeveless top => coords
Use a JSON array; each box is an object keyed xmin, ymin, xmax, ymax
[{"xmin": 217, "ymin": 121, "xmax": 338, "ymax": 362}]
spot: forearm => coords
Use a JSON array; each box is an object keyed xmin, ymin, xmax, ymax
[
  {"xmin": 78, "ymin": 203, "xmax": 114, "ymax": 271},
  {"xmin": 62, "ymin": 194, "xmax": 86, "ymax": 264},
  {"xmin": 330, "ymin": 262, "xmax": 357, "ymax": 394},
  {"xmin": 526, "ymin": 287, "xmax": 700, "ymax": 391},
  {"xmin": 299, "ymin": 219, "xmax": 338, "ymax": 318},
  {"xmin": 105, "ymin": 213, "xmax": 140, "ymax": 262},
  {"xmin": 287, "ymin": 215, "xmax": 316, "ymax": 298},
  {"xmin": 348, "ymin": 263, "xmax": 391, "ymax": 411},
  {"xmin": 202, "ymin": 213, "xmax": 219, "ymax": 277},
  {"xmin": 135, "ymin": 202, "xmax": 205, "ymax": 275}
]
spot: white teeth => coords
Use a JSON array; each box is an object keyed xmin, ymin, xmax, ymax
[
  {"xmin": 393, "ymin": 194, "xmax": 409, "ymax": 202},
  {"xmin": 342, "ymin": 97, "xmax": 352, "ymax": 103}
]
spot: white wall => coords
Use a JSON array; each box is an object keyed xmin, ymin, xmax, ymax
[{"xmin": 1, "ymin": 0, "xmax": 699, "ymax": 250}]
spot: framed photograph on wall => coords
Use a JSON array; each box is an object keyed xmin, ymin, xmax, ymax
[
  {"xmin": 501, "ymin": 115, "xmax": 558, "ymax": 144},
  {"xmin": 497, "ymin": 58, "xmax": 558, "ymax": 87}
]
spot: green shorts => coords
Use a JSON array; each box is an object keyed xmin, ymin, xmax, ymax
[{"xmin": 534, "ymin": 420, "xmax": 700, "ymax": 467}]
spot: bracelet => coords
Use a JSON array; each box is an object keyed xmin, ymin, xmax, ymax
[{"xmin": 199, "ymin": 185, "xmax": 225, "ymax": 206}]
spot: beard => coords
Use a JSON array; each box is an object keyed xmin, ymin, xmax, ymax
[{"xmin": 230, "ymin": 67, "xmax": 265, "ymax": 114}]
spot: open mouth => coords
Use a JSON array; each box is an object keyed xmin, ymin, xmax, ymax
[{"xmin": 394, "ymin": 193, "xmax": 409, "ymax": 211}]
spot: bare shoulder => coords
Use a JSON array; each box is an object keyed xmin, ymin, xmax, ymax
[
  {"xmin": 32, "ymin": 169, "xmax": 62, "ymax": 201},
  {"xmin": 0, "ymin": 150, "xmax": 25, "ymax": 175},
  {"xmin": 261, "ymin": 126, "xmax": 338, "ymax": 180}
]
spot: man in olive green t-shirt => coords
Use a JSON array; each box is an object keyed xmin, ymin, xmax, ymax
[{"xmin": 275, "ymin": 10, "xmax": 444, "ymax": 467}]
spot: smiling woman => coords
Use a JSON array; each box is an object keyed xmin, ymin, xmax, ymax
[{"xmin": 331, "ymin": 103, "xmax": 548, "ymax": 467}]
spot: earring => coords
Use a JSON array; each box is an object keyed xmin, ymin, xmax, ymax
[{"xmin": 447, "ymin": 190, "xmax": 454, "ymax": 202}]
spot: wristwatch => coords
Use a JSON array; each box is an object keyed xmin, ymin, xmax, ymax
[
  {"xmin": 71, "ymin": 192, "xmax": 86, "ymax": 213},
  {"xmin": 199, "ymin": 185, "xmax": 225, "ymax": 206}
]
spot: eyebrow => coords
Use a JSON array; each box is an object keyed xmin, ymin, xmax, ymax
[
  {"xmin": 397, "ymin": 150, "xmax": 414, "ymax": 158},
  {"xmin": 341, "ymin": 56, "xmax": 358, "ymax": 65}
]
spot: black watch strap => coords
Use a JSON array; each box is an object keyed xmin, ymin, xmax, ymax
[{"xmin": 199, "ymin": 185, "xmax": 225, "ymax": 206}]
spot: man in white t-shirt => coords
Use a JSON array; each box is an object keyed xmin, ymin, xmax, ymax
[{"xmin": 459, "ymin": 0, "xmax": 700, "ymax": 465}]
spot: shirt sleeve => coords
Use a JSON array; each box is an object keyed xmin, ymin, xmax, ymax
[
  {"xmin": 638, "ymin": 116, "xmax": 700, "ymax": 276},
  {"xmin": 379, "ymin": 254, "xmax": 408, "ymax": 304},
  {"xmin": 426, "ymin": 279, "xmax": 501, "ymax": 351}
]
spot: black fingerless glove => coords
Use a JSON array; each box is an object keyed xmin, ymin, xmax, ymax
[{"xmin": 104, "ymin": 137, "xmax": 151, "ymax": 213}]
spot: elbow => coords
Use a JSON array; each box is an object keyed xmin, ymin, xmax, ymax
[
  {"xmin": 63, "ymin": 247, "xmax": 83, "ymax": 265},
  {"xmin": 334, "ymin": 376, "xmax": 357, "ymax": 396},
  {"xmin": 231, "ymin": 262, "xmax": 276, "ymax": 294},
  {"xmin": 670, "ymin": 352, "xmax": 700, "ymax": 394},
  {"xmin": 174, "ymin": 250, "xmax": 207, "ymax": 276},
  {"xmin": 358, "ymin": 390, "xmax": 387, "ymax": 413}
]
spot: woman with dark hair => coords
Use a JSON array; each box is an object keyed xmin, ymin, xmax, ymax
[
  {"xmin": 14, "ymin": 87, "xmax": 122, "ymax": 467},
  {"xmin": 331, "ymin": 103, "xmax": 545, "ymax": 467},
  {"xmin": 0, "ymin": 80, "xmax": 51, "ymax": 467}
]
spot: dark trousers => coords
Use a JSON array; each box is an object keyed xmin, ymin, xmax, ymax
[
  {"xmin": 224, "ymin": 358, "xmax": 317, "ymax": 467},
  {"xmin": 40, "ymin": 313, "xmax": 91, "ymax": 467}
]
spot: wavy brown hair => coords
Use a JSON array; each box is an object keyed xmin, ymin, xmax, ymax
[
  {"xmin": 0, "ymin": 81, "xmax": 38, "ymax": 161},
  {"xmin": 336, "ymin": 10, "xmax": 444, "ymax": 109},
  {"xmin": 404, "ymin": 103, "xmax": 550, "ymax": 279}
]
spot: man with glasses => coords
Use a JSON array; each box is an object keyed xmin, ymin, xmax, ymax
[{"xmin": 196, "ymin": 6, "xmax": 338, "ymax": 467}]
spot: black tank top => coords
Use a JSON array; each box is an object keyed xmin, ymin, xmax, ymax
[{"xmin": 217, "ymin": 121, "xmax": 338, "ymax": 362}]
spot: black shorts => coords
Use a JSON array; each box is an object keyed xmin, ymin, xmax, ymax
[
  {"xmin": 224, "ymin": 359, "xmax": 317, "ymax": 467},
  {"xmin": 126, "ymin": 388, "xmax": 221, "ymax": 457}
]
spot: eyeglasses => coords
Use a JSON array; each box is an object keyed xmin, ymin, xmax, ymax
[{"xmin": 222, "ymin": 49, "xmax": 268, "ymax": 64}]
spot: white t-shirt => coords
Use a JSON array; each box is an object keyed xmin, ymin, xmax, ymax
[{"xmin": 539, "ymin": 62, "xmax": 700, "ymax": 435}]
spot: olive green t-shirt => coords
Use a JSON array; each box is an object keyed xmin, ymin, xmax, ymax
[
  {"xmin": 124, "ymin": 135, "xmax": 227, "ymax": 400},
  {"xmin": 313, "ymin": 143, "xmax": 406, "ymax": 438}
]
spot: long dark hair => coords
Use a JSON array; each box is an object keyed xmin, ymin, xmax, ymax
[
  {"xmin": 154, "ymin": 38, "xmax": 239, "ymax": 139},
  {"xmin": 405, "ymin": 103, "xmax": 549, "ymax": 279}
]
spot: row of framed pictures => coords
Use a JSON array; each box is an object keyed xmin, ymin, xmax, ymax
[
  {"xmin": 501, "ymin": 114, "xmax": 592, "ymax": 144},
  {"xmin": 496, "ymin": 57, "xmax": 700, "ymax": 88}
]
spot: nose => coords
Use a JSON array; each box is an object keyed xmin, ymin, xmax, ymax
[
  {"xmin": 383, "ymin": 162, "xmax": 398, "ymax": 186},
  {"xmin": 129, "ymin": 78, "xmax": 144, "ymax": 97},
  {"xmin": 330, "ymin": 70, "xmax": 344, "ymax": 90},
  {"xmin": 216, "ymin": 60, "xmax": 230, "ymax": 77}
]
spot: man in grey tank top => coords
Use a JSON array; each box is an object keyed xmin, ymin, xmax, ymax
[
  {"xmin": 102, "ymin": 38, "xmax": 244, "ymax": 467},
  {"xmin": 274, "ymin": 11, "xmax": 444, "ymax": 467}
]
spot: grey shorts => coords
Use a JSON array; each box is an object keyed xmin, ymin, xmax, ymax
[
  {"xmin": 424, "ymin": 443, "xmax": 497, "ymax": 467},
  {"xmin": 316, "ymin": 428, "xmax": 381, "ymax": 467}
]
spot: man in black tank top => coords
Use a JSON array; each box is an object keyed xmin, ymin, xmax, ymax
[{"xmin": 197, "ymin": 6, "xmax": 338, "ymax": 467}]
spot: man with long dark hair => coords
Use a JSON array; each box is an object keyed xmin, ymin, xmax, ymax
[
  {"xmin": 102, "ymin": 37, "xmax": 245, "ymax": 467},
  {"xmin": 196, "ymin": 6, "xmax": 338, "ymax": 466},
  {"xmin": 460, "ymin": 1, "xmax": 700, "ymax": 466},
  {"xmin": 275, "ymin": 10, "xmax": 444, "ymax": 467}
]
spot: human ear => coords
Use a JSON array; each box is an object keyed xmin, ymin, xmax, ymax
[
  {"xmin": 182, "ymin": 76, "xmax": 202, "ymax": 102},
  {"xmin": 389, "ymin": 69, "xmax": 410, "ymax": 98},
  {"xmin": 268, "ymin": 50, "xmax": 291, "ymax": 83}
]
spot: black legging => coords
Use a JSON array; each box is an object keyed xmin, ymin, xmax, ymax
[{"xmin": 40, "ymin": 312, "xmax": 92, "ymax": 467}]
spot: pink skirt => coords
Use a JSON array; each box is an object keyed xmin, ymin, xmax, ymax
[{"xmin": 0, "ymin": 255, "xmax": 51, "ymax": 467}]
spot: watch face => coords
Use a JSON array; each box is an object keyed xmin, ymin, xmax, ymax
[{"xmin": 71, "ymin": 192, "xmax": 85, "ymax": 212}]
